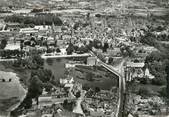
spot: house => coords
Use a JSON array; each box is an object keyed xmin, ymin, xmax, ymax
[
  {"xmin": 52, "ymin": 25, "xmax": 62, "ymax": 33},
  {"xmin": 128, "ymin": 113, "xmax": 134, "ymax": 117},
  {"xmin": 34, "ymin": 25, "xmax": 51, "ymax": 35},
  {"xmin": 41, "ymin": 114, "xmax": 53, "ymax": 117},
  {"xmin": 57, "ymin": 40, "xmax": 64, "ymax": 46},
  {"xmin": 144, "ymin": 68, "xmax": 155, "ymax": 79},
  {"xmin": 125, "ymin": 61, "xmax": 155, "ymax": 81},
  {"xmin": 4, "ymin": 43, "xmax": 20, "ymax": 50},
  {"xmin": 89, "ymin": 109, "xmax": 104, "ymax": 117},
  {"xmin": 19, "ymin": 28, "xmax": 38, "ymax": 35},
  {"xmin": 59, "ymin": 77, "xmax": 74, "ymax": 85},
  {"xmin": 126, "ymin": 62, "xmax": 145, "ymax": 68},
  {"xmin": 34, "ymin": 25, "xmax": 50, "ymax": 31},
  {"xmin": 125, "ymin": 62, "xmax": 145, "ymax": 81},
  {"xmin": 87, "ymin": 57, "xmax": 97, "ymax": 66},
  {"xmin": 64, "ymin": 83, "xmax": 74, "ymax": 88},
  {"xmin": 38, "ymin": 95, "xmax": 53, "ymax": 108}
]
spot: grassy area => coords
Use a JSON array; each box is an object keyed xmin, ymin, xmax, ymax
[
  {"xmin": 0, "ymin": 62, "xmax": 31, "ymax": 86},
  {"xmin": 71, "ymin": 65, "xmax": 118, "ymax": 90},
  {"xmin": 0, "ymin": 97, "xmax": 20, "ymax": 111},
  {"xmin": 129, "ymin": 82, "xmax": 165, "ymax": 96}
]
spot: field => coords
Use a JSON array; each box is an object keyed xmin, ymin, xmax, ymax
[{"xmin": 70, "ymin": 65, "xmax": 118, "ymax": 90}]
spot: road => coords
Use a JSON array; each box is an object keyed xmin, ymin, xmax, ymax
[
  {"xmin": 90, "ymin": 51, "xmax": 126, "ymax": 117},
  {"xmin": 99, "ymin": 61, "xmax": 125, "ymax": 117}
]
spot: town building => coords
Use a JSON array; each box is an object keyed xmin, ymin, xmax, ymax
[
  {"xmin": 19, "ymin": 28, "xmax": 38, "ymax": 36},
  {"xmin": 87, "ymin": 57, "xmax": 97, "ymax": 66},
  {"xmin": 60, "ymin": 77, "xmax": 74, "ymax": 84},
  {"xmin": 125, "ymin": 62, "xmax": 145, "ymax": 81}
]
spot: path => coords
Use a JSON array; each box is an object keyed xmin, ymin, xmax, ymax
[{"xmin": 73, "ymin": 90, "xmax": 86, "ymax": 116}]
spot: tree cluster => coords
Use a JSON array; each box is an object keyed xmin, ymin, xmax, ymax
[
  {"xmin": 0, "ymin": 39, "xmax": 7, "ymax": 49},
  {"xmin": 66, "ymin": 43, "xmax": 89, "ymax": 55},
  {"xmin": 0, "ymin": 49, "xmax": 24, "ymax": 59},
  {"xmin": 5, "ymin": 14, "xmax": 63, "ymax": 26},
  {"xmin": 145, "ymin": 51, "xmax": 167, "ymax": 86},
  {"xmin": 62, "ymin": 99, "xmax": 76, "ymax": 111},
  {"xmin": 140, "ymin": 32, "xmax": 157, "ymax": 46},
  {"xmin": 13, "ymin": 52, "xmax": 44, "ymax": 69}
]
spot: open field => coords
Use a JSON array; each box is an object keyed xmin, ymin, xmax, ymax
[{"xmin": 71, "ymin": 65, "xmax": 118, "ymax": 90}]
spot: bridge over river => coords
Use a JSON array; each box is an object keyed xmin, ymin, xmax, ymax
[{"xmin": 90, "ymin": 51, "xmax": 126, "ymax": 117}]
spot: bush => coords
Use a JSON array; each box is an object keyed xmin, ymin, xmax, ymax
[
  {"xmin": 56, "ymin": 48, "xmax": 61, "ymax": 53},
  {"xmin": 63, "ymin": 100, "xmax": 75, "ymax": 111},
  {"xmin": 83, "ymin": 84, "xmax": 90, "ymax": 91},
  {"xmin": 86, "ymin": 72, "xmax": 94, "ymax": 81},
  {"xmin": 138, "ymin": 87, "xmax": 151, "ymax": 97},
  {"xmin": 0, "ymin": 39, "xmax": 7, "ymax": 49},
  {"xmin": 66, "ymin": 43, "xmax": 74, "ymax": 55},
  {"xmin": 139, "ymin": 78, "xmax": 150, "ymax": 84},
  {"xmin": 95, "ymin": 87, "xmax": 101, "ymax": 93},
  {"xmin": 151, "ymin": 78, "xmax": 166, "ymax": 86},
  {"xmin": 75, "ymin": 91, "xmax": 81, "ymax": 98},
  {"xmin": 158, "ymin": 87, "xmax": 167, "ymax": 97}
]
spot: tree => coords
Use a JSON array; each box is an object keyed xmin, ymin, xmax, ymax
[
  {"xmin": 44, "ymin": 83, "xmax": 53, "ymax": 92},
  {"xmin": 0, "ymin": 39, "xmax": 7, "ymax": 49},
  {"xmin": 140, "ymin": 32, "xmax": 157, "ymax": 46},
  {"xmin": 145, "ymin": 51, "xmax": 163, "ymax": 63},
  {"xmin": 125, "ymin": 46, "xmax": 134, "ymax": 57},
  {"xmin": 102, "ymin": 42, "xmax": 109, "ymax": 53},
  {"xmin": 31, "ymin": 69, "xmax": 53, "ymax": 83},
  {"xmin": 28, "ymin": 75, "xmax": 43, "ymax": 99},
  {"xmin": 66, "ymin": 43, "xmax": 74, "ymax": 55},
  {"xmin": 75, "ymin": 91, "xmax": 81, "ymax": 98},
  {"xmin": 86, "ymin": 72, "xmax": 94, "ymax": 81},
  {"xmin": 93, "ymin": 40, "xmax": 102, "ymax": 49},
  {"xmin": 29, "ymin": 52, "xmax": 44, "ymax": 69},
  {"xmin": 83, "ymin": 84, "xmax": 90, "ymax": 91},
  {"xmin": 63, "ymin": 99, "xmax": 75, "ymax": 111},
  {"xmin": 21, "ymin": 95, "xmax": 32, "ymax": 109},
  {"xmin": 77, "ymin": 46, "xmax": 88, "ymax": 54},
  {"xmin": 95, "ymin": 87, "xmax": 101, "ymax": 93},
  {"xmin": 145, "ymin": 51, "xmax": 167, "ymax": 86},
  {"xmin": 56, "ymin": 48, "xmax": 61, "ymax": 53},
  {"xmin": 86, "ymin": 41, "xmax": 93, "ymax": 50}
]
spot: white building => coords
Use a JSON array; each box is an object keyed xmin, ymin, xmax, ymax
[
  {"xmin": 87, "ymin": 57, "xmax": 97, "ymax": 66},
  {"xmin": 19, "ymin": 28, "xmax": 38, "ymax": 35},
  {"xmin": 59, "ymin": 77, "xmax": 74, "ymax": 85}
]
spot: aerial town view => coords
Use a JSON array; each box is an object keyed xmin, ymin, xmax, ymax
[{"xmin": 0, "ymin": 0, "xmax": 169, "ymax": 117}]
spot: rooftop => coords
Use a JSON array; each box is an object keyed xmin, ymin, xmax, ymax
[{"xmin": 126, "ymin": 62, "xmax": 145, "ymax": 68}]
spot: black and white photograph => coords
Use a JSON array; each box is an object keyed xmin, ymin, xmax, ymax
[{"xmin": 0, "ymin": 0, "xmax": 169, "ymax": 117}]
